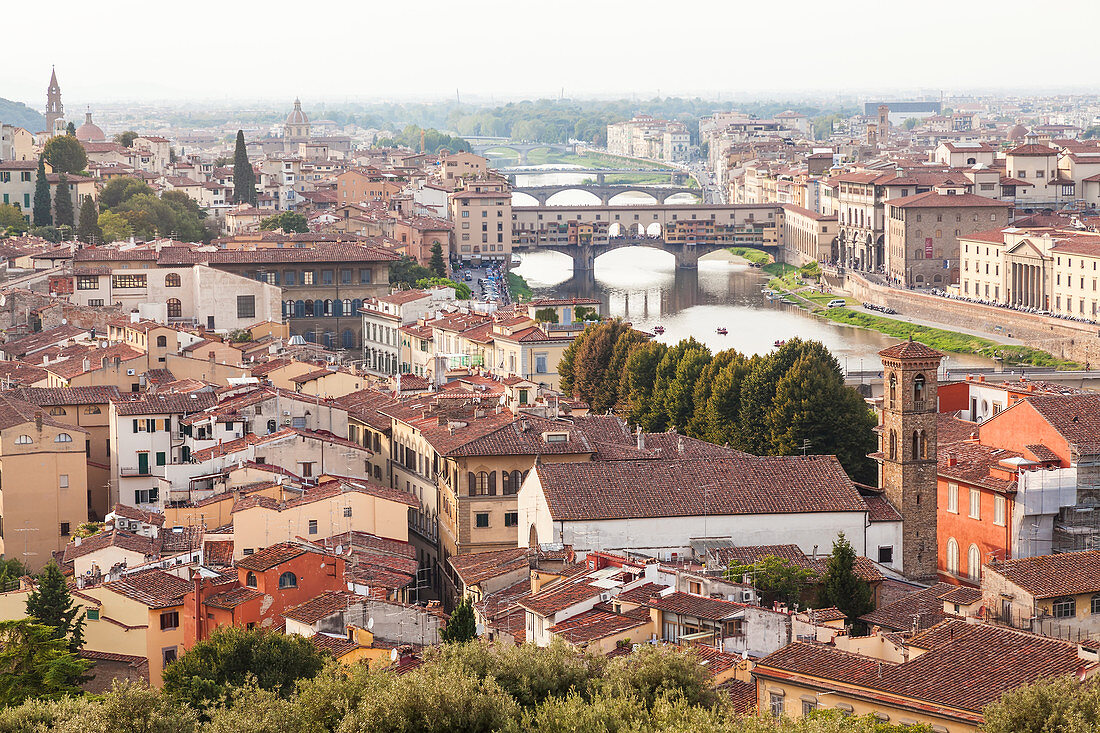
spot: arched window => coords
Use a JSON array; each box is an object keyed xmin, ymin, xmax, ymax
[
  {"xmin": 502, "ymin": 471, "xmax": 512, "ymax": 496},
  {"xmin": 322, "ymin": 331, "xmax": 333, "ymax": 349},
  {"xmin": 14, "ymin": 435, "xmax": 32, "ymax": 445},
  {"xmin": 332, "ymin": 299, "xmax": 343, "ymax": 317},
  {"xmin": 304, "ymin": 300, "xmax": 314, "ymax": 317},
  {"xmin": 967, "ymin": 544, "xmax": 981, "ymax": 582},
  {"xmin": 1091, "ymin": 593, "xmax": 1100, "ymax": 615},
  {"xmin": 54, "ymin": 433, "xmax": 72, "ymax": 443},
  {"xmin": 914, "ymin": 374, "xmax": 926, "ymax": 405},
  {"xmin": 1052, "ymin": 596, "xmax": 1076, "ymax": 618},
  {"xmin": 48, "ymin": 406, "xmax": 66, "ymax": 416},
  {"xmin": 167, "ymin": 298, "xmax": 182, "ymax": 319},
  {"xmin": 165, "ymin": 273, "xmax": 181, "ymax": 288},
  {"xmin": 294, "ymin": 300, "xmax": 305, "ymax": 318},
  {"xmin": 267, "ymin": 419, "xmax": 277, "ymax": 433},
  {"xmin": 889, "ymin": 373, "xmax": 897, "ymax": 406},
  {"xmin": 156, "ymin": 335, "xmax": 167, "ymax": 347},
  {"xmin": 323, "ymin": 299, "xmax": 333, "ymax": 317},
  {"xmin": 245, "ymin": 572, "xmax": 257, "ymax": 588},
  {"xmin": 343, "ymin": 299, "xmax": 352, "ymax": 316},
  {"xmin": 912, "ymin": 431, "xmax": 920, "ymax": 461},
  {"xmin": 889, "ymin": 430, "xmax": 897, "ymax": 460},
  {"xmin": 946, "ymin": 538, "xmax": 959, "ymax": 575},
  {"xmin": 278, "ymin": 572, "xmax": 297, "ymax": 589}
]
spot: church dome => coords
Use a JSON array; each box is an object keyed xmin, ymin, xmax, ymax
[
  {"xmin": 285, "ymin": 98, "xmax": 309, "ymax": 126},
  {"xmin": 1007, "ymin": 124, "xmax": 1028, "ymax": 140},
  {"xmin": 75, "ymin": 111, "xmax": 105, "ymax": 142}
]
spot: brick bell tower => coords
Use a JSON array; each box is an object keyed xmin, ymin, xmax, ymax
[{"xmin": 876, "ymin": 338, "xmax": 943, "ymax": 581}]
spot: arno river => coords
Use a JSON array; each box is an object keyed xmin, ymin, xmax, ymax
[{"xmin": 510, "ymin": 173, "xmax": 993, "ymax": 373}]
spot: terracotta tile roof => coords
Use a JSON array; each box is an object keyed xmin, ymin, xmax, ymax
[
  {"xmin": 1019, "ymin": 394, "xmax": 1100, "ymax": 454},
  {"xmin": 330, "ymin": 389, "xmax": 399, "ymax": 432},
  {"xmin": 159, "ymin": 525, "xmax": 204, "ymax": 555},
  {"xmin": 887, "ymin": 191, "xmax": 1010, "ymax": 210},
  {"xmin": 938, "ymin": 441, "xmax": 1020, "ymax": 493},
  {"xmin": 0, "ymin": 361, "xmax": 48, "ymax": 386},
  {"xmin": 203, "ymin": 540, "xmax": 234, "ymax": 567},
  {"xmin": 860, "ymin": 582, "xmax": 958, "ymax": 632},
  {"xmin": 878, "ymin": 339, "xmax": 944, "ymax": 360},
  {"xmin": 548, "ymin": 609, "xmax": 649, "ymax": 645},
  {"xmin": 311, "ymin": 633, "xmax": 360, "ymax": 658},
  {"xmin": 938, "ymin": 413, "xmax": 979, "ymax": 445},
  {"xmin": 46, "ymin": 344, "xmax": 145, "ymax": 379},
  {"xmin": 720, "ymin": 679, "xmax": 757, "ymax": 715},
  {"xmin": 63, "ymin": 529, "xmax": 158, "ymax": 563},
  {"xmin": 712, "ymin": 544, "xmax": 816, "ymax": 570},
  {"xmin": 449, "ymin": 548, "xmax": 530, "ymax": 588},
  {"xmin": 986, "ymin": 550, "xmax": 1100, "ymax": 598},
  {"xmin": 761, "ymin": 621, "xmax": 1084, "ymax": 718},
  {"xmin": 1007, "ymin": 143, "xmax": 1058, "ymax": 156},
  {"xmin": 644, "ymin": 591, "xmax": 743, "ymax": 620},
  {"xmin": 863, "ymin": 494, "xmax": 902, "ymax": 522},
  {"xmin": 1, "ymin": 325, "xmax": 88, "ymax": 358},
  {"xmin": 614, "ymin": 582, "xmax": 668, "ymax": 605},
  {"xmin": 283, "ymin": 590, "xmax": 366, "ymax": 624},
  {"xmin": 1024, "ymin": 443, "xmax": 1060, "ymax": 462},
  {"xmin": 938, "ymin": 586, "xmax": 982, "ymax": 605},
  {"xmin": 104, "ymin": 568, "xmax": 191, "ymax": 609},
  {"xmin": 0, "ymin": 393, "xmax": 85, "ymax": 432},
  {"xmin": 804, "ymin": 607, "xmax": 848, "ymax": 622},
  {"xmin": 204, "ymin": 585, "xmax": 262, "ymax": 610},
  {"xmin": 235, "ymin": 542, "xmax": 311, "ymax": 571},
  {"xmin": 111, "ymin": 391, "xmax": 218, "ymax": 416},
  {"xmin": 11, "ymin": 386, "xmax": 120, "ymax": 406},
  {"xmin": 109, "ymin": 503, "xmax": 166, "ymax": 527},
  {"xmin": 535, "ymin": 455, "xmax": 865, "ymax": 522}
]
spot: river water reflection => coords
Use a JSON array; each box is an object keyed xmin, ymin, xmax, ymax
[{"xmin": 512, "ymin": 249, "xmax": 994, "ymax": 373}]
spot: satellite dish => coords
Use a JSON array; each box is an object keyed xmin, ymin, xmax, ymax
[
  {"xmin": 0, "ymin": 295, "xmax": 6, "ymax": 307},
  {"xmin": 335, "ymin": 544, "xmax": 344, "ymax": 555},
  {"xmin": 61, "ymin": 318, "xmax": 67, "ymax": 325},
  {"xmin": 741, "ymin": 651, "xmax": 748, "ymax": 660},
  {"xmin": 390, "ymin": 647, "xmax": 398, "ymax": 662},
  {"xmin": 475, "ymin": 623, "xmax": 485, "ymax": 636},
  {"xmin": 367, "ymin": 617, "xmax": 375, "ymax": 631}
]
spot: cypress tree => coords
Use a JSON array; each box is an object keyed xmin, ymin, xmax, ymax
[
  {"xmin": 76, "ymin": 195, "xmax": 102, "ymax": 244},
  {"xmin": 25, "ymin": 561, "xmax": 85, "ymax": 652},
  {"xmin": 32, "ymin": 158, "xmax": 52, "ymax": 227},
  {"xmin": 232, "ymin": 130, "xmax": 256, "ymax": 206},
  {"xmin": 819, "ymin": 532, "xmax": 874, "ymax": 627},
  {"xmin": 429, "ymin": 242, "xmax": 446, "ymax": 277},
  {"xmin": 65, "ymin": 121, "xmax": 75, "ymax": 136},
  {"xmin": 440, "ymin": 596, "xmax": 477, "ymax": 643},
  {"xmin": 53, "ymin": 174, "xmax": 74, "ymax": 228}
]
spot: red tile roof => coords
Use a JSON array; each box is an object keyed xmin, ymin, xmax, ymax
[
  {"xmin": 449, "ymin": 548, "xmax": 530, "ymax": 587},
  {"xmin": 535, "ymin": 455, "xmax": 865, "ymax": 522},
  {"xmin": 878, "ymin": 339, "xmax": 944, "ymax": 361},
  {"xmin": 103, "ymin": 568, "xmax": 191, "ymax": 608},
  {"xmin": 283, "ymin": 590, "xmax": 366, "ymax": 624},
  {"xmin": 644, "ymin": 591, "xmax": 743, "ymax": 620},
  {"xmin": 985, "ymin": 550, "xmax": 1100, "ymax": 598},
  {"xmin": 548, "ymin": 609, "xmax": 650, "ymax": 645}
]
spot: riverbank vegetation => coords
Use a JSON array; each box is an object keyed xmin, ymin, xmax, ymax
[
  {"xmin": 0, "ymin": 638, "xmax": 940, "ymax": 732},
  {"xmin": 726, "ymin": 247, "xmax": 770, "ymax": 266},
  {"xmin": 506, "ymin": 271, "xmax": 533, "ymax": 302},
  {"xmin": 558, "ymin": 322, "xmax": 877, "ymax": 483},
  {"xmin": 766, "ymin": 274, "xmax": 1080, "ymax": 370}
]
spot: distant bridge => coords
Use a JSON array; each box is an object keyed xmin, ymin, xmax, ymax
[
  {"xmin": 466, "ymin": 138, "xmax": 577, "ymax": 164},
  {"xmin": 513, "ymin": 236, "xmax": 778, "ymax": 271},
  {"xmin": 512, "ymin": 184, "xmax": 701, "ymax": 205}
]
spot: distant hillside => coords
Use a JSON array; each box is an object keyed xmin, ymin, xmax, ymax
[{"xmin": 0, "ymin": 98, "xmax": 45, "ymax": 132}]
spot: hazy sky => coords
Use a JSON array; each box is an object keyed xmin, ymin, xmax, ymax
[{"xmin": 8, "ymin": 0, "xmax": 1100, "ymax": 105}]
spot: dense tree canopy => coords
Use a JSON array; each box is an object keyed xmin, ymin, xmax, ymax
[
  {"xmin": 375, "ymin": 125, "xmax": 470, "ymax": 154},
  {"xmin": 42, "ymin": 135, "xmax": 87, "ymax": 174},
  {"xmin": 32, "ymin": 158, "xmax": 51, "ymax": 227},
  {"xmin": 52, "ymin": 175, "xmax": 73, "ymax": 229},
  {"xmin": 728, "ymin": 555, "xmax": 816, "ymax": 607},
  {"xmin": 232, "ymin": 130, "xmax": 257, "ymax": 206},
  {"xmin": 389, "ymin": 255, "xmax": 434, "ymax": 289},
  {"xmin": 0, "ymin": 641, "xmax": 946, "ymax": 731},
  {"xmin": 560, "ymin": 327, "xmax": 877, "ymax": 481},
  {"xmin": 114, "ymin": 131, "xmax": 139, "ymax": 148},
  {"xmin": 415, "ymin": 276, "xmax": 471, "ymax": 300},
  {"xmin": 97, "ymin": 179, "xmax": 210, "ymax": 242},
  {"xmin": 983, "ymin": 674, "xmax": 1100, "ymax": 733},
  {"xmin": 0, "ymin": 204, "xmax": 28, "ymax": 235},
  {"xmin": 162, "ymin": 626, "xmax": 325, "ymax": 710},
  {"xmin": 259, "ymin": 211, "xmax": 308, "ymax": 233},
  {"xmin": 440, "ymin": 596, "xmax": 477, "ymax": 644},
  {"xmin": 429, "ymin": 242, "xmax": 446, "ymax": 276},
  {"xmin": 76, "ymin": 195, "xmax": 102, "ymax": 244},
  {"xmin": 0, "ymin": 619, "xmax": 91, "ymax": 706}
]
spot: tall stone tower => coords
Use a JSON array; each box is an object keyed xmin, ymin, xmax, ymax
[
  {"xmin": 877, "ymin": 104, "xmax": 890, "ymax": 141},
  {"xmin": 876, "ymin": 338, "xmax": 942, "ymax": 581},
  {"xmin": 45, "ymin": 67, "xmax": 64, "ymax": 135}
]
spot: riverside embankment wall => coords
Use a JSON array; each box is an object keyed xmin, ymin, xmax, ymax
[{"xmin": 834, "ymin": 272, "xmax": 1100, "ymax": 365}]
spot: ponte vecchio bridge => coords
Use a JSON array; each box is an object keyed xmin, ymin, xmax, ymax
[{"xmin": 511, "ymin": 203, "xmax": 782, "ymax": 270}]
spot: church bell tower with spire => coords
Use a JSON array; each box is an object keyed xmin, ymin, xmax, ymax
[{"xmin": 45, "ymin": 67, "xmax": 64, "ymax": 135}]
